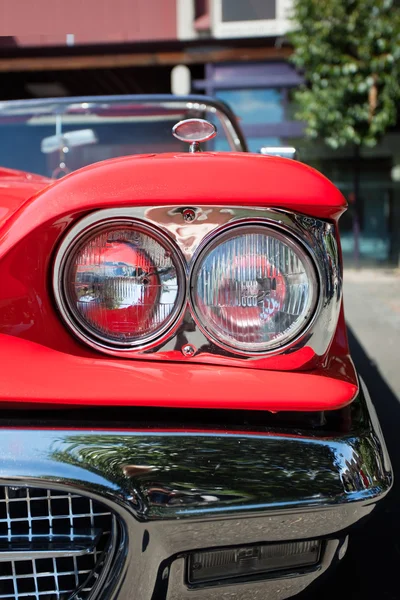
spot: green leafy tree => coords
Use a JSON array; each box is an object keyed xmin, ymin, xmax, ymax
[{"xmin": 289, "ymin": 0, "xmax": 400, "ymax": 262}]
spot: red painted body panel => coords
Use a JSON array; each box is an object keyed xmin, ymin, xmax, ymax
[
  {"xmin": 0, "ymin": 335, "xmax": 357, "ymax": 411},
  {"xmin": 0, "ymin": 167, "xmax": 51, "ymax": 229},
  {"xmin": 0, "ymin": 153, "xmax": 355, "ymax": 411},
  {"xmin": 0, "ymin": 153, "xmax": 346, "ymax": 258}
]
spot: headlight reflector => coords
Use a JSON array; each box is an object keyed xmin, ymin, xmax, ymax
[
  {"xmin": 58, "ymin": 221, "xmax": 185, "ymax": 348},
  {"xmin": 190, "ymin": 224, "xmax": 318, "ymax": 353}
]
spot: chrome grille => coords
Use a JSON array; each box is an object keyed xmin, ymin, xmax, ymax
[{"xmin": 0, "ymin": 486, "xmax": 115, "ymax": 600}]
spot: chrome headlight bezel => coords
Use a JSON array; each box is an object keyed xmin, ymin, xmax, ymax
[
  {"xmin": 52, "ymin": 206, "xmax": 341, "ymax": 364},
  {"xmin": 188, "ymin": 220, "xmax": 320, "ymax": 356},
  {"xmin": 53, "ymin": 217, "xmax": 187, "ymax": 351}
]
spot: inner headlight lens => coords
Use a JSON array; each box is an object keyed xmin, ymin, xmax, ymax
[
  {"xmin": 190, "ymin": 225, "xmax": 318, "ymax": 353},
  {"xmin": 61, "ymin": 222, "xmax": 184, "ymax": 347}
]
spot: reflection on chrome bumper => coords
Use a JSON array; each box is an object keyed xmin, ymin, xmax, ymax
[{"xmin": 0, "ymin": 380, "xmax": 392, "ymax": 600}]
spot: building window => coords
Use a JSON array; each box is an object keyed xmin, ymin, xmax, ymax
[
  {"xmin": 194, "ymin": 0, "xmax": 211, "ymax": 32},
  {"xmin": 195, "ymin": 0, "xmax": 208, "ymax": 19},
  {"xmin": 222, "ymin": 0, "xmax": 276, "ymax": 22},
  {"xmin": 212, "ymin": 0, "xmax": 291, "ymax": 39}
]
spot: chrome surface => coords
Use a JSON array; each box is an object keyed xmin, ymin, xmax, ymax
[
  {"xmin": 181, "ymin": 344, "xmax": 196, "ymax": 356},
  {"xmin": 0, "ymin": 487, "xmax": 118, "ymax": 600},
  {"xmin": 259, "ymin": 147, "xmax": 297, "ymax": 160},
  {"xmin": 182, "ymin": 209, "xmax": 196, "ymax": 223},
  {"xmin": 172, "ymin": 118, "xmax": 217, "ymax": 153},
  {"xmin": 189, "ymin": 141, "xmax": 200, "ymax": 154},
  {"xmin": 54, "ymin": 218, "xmax": 187, "ymax": 351},
  {"xmin": 53, "ymin": 206, "xmax": 340, "ymax": 364},
  {"xmin": 0, "ymin": 381, "xmax": 392, "ymax": 599},
  {"xmin": 0, "ymin": 95, "xmax": 247, "ymax": 154},
  {"xmin": 0, "ymin": 531, "xmax": 100, "ymax": 559}
]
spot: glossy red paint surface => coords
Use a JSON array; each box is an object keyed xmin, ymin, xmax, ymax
[
  {"xmin": 0, "ymin": 334, "xmax": 357, "ymax": 411},
  {"xmin": 0, "ymin": 167, "xmax": 51, "ymax": 230},
  {"xmin": 0, "ymin": 153, "xmax": 354, "ymax": 411},
  {"xmin": 0, "ymin": 153, "xmax": 346, "ymax": 258}
]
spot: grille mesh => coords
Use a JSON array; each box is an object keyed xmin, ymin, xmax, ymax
[{"xmin": 0, "ymin": 486, "xmax": 114, "ymax": 600}]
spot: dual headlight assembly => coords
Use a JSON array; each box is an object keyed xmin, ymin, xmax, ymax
[{"xmin": 53, "ymin": 212, "xmax": 319, "ymax": 356}]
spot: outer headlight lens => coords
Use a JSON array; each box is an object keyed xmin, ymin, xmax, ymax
[
  {"xmin": 190, "ymin": 224, "xmax": 318, "ymax": 353},
  {"xmin": 58, "ymin": 221, "xmax": 185, "ymax": 348}
]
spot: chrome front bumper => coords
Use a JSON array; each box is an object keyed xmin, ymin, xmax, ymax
[{"xmin": 0, "ymin": 380, "xmax": 392, "ymax": 600}]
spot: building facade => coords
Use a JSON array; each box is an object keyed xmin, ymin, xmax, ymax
[{"xmin": 0, "ymin": 0, "xmax": 399, "ymax": 264}]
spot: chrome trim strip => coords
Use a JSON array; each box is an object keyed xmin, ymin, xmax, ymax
[
  {"xmin": 0, "ymin": 532, "xmax": 100, "ymax": 560},
  {"xmin": 259, "ymin": 146, "xmax": 297, "ymax": 160},
  {"xmin": 52, "ymin": 206, "xmax": 340, "ymax": 363}
]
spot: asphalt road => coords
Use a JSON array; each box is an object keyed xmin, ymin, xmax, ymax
[{"xmin": 307, "ymin": 269, "xmax": 400, "ymax": 600}]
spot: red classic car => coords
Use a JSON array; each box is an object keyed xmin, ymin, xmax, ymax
[{"xmin": 0, "ymin": 95, "xmax": 392, "ymax": 600}]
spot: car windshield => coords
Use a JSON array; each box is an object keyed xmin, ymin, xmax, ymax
[{"xmin": 0, "ymin": 95, "xmax": 246, "ymax": 179}]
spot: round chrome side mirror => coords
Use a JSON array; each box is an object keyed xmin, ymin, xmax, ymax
[{"xmin": 172, "ymin": 118, "xmax": 217, "ymax": 153}]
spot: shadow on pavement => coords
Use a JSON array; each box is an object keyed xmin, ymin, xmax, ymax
[{"xmin": 306, "ymin": 326, "xmax": 400, "ymax": 600}]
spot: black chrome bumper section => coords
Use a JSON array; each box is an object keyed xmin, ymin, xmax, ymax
[{"xmin": 0, "ymin": 381, "xmax": 392, "ymax": 599}]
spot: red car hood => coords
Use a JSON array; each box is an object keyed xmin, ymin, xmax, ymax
[{"xmin": 0, "ymin": 167, "xmax": 52, "ymax": 230}]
